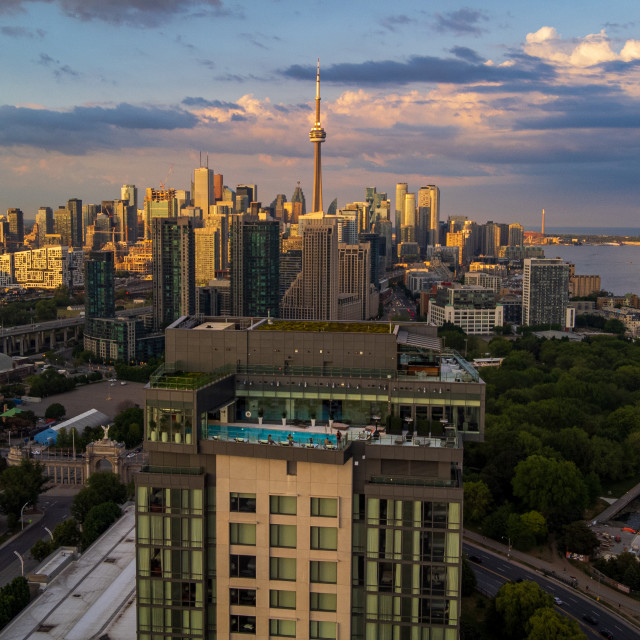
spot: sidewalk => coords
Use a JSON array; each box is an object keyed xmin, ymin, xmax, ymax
[{"xmin": 464, "ymin": 529, "xmax": 640, "ymax": 624}]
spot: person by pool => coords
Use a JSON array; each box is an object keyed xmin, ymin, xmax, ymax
[
  {"xmin": 267, "ymin": 434, "xmax": 274, "ymax": 445},
  {"xmin": 287, "ymin": 433, "xmax": 294, "ymax": 446}
]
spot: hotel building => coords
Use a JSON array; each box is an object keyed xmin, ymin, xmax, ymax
[{"xmin": 135, "ymin": 318, "xmax": 484, "ymax": 640}]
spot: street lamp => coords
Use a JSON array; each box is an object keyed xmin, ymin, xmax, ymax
[
  {"xmin": 20, "ymin": 501, "xmax": 29, "ymax": 531},
  {"xmin": 44, "ymin": 526, "xmax": 53, "ymax": 541},
  {"xmin": 502, "ymin": 535, "xmax": 512, "ymax": 558},
  {"xmin": 13, "ymin": 550, "xmax": 24, "ymax": 576}
]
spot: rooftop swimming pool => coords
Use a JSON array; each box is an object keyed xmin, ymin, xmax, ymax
[{"xmin": 205, "ymin": 424, "xmax": 338, "ymax": 448}]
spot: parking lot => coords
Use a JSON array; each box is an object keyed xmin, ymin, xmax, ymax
[{"xmin": 21, "ymin": 379, "xmax": 146, "ymax": 421}]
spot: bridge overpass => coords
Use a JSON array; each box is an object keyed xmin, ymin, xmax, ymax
[{"xmin": 0, "ymin": 306, "xmax": 152, "ymax": 356}]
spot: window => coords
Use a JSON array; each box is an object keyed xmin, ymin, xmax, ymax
[
  {"xmin": 230, "ymin": 588, "xmax": 256, "ymax": 606},
  {"xmin": 311, "ymin": 497, "xmax": 337, "ymax": 518},
  {"xmin": 270, "ymin": 619, "xmax": 296, "ymax": 637},
  {"xmin": 310, "ymin": 526, "xmax": 337, "ymax": 550},
  {"xmin": 310, "ymin": 561, "xmax": 337, "ymax": 584},
  {"xmin": 310, "ymin": 620, "xmax": 337, "ymax": 639},
  {"xmin": 270, "ymin": 524, "xmax": 296, "ymax": 548},
  {"xmin": 230, "ymin": 493, "xmax": 256, "ymax": 513},
  {"xmin": 269, "ymin": 590, "xmax": 296, "ymax": 609},
  {"xmin": 230, "ymin": 555, "xmax": 256, "ymax": 579},
  {"xmin": 230, "ymin": 615, "xmax": 256, "ymax": 634},
  {"xmin": 270, "ymin": 496, "xmax": 297, "ymax": 515},
  {"xmin": 286, "ymin": 460, "xmax": 297, "ymax": 476},
  {"xmin": 310, "ymin": 592, "xmax": 337, "ymax": 612},
  {"xmin": 269, "ymin": 557, "xmax": 296, "ymax": 581},
  {"xmin": 230, "ymin": 523, "xmax": 256, "ymax": 546}
]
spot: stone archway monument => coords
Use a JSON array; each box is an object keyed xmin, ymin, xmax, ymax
[{"xmin": 85, "ymin": 427, "xmax": 126, "ymax": 480}]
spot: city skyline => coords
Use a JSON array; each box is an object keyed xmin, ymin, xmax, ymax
[{"xmin": 1, "ymin": 1, "xmax": 640, "ymax": 227}]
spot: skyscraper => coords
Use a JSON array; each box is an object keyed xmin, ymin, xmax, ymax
[
  {"xmin": 152, "ymin": 217, "xmax": 195, "ymax": 330},
  {"xmin": 522, "ymin": 258, "xmax": 570, "ymax": 327},
  {"xmin": 291, "ymin": 183, "xmax": 306, "ymax": 222},
  {"xmin": 230, "ymin": 214, "xmax": 280, "ymax": 317},
  {"xmin": 121, "ymin": 184, "xmax": 138, "ymax": 209},
  {"xmin": 144, "ymin": 188, "xmax": 179, "ymax": 240},
  {"xmin": 281, "ymin": 213, "xmax": 338, "ymax": 320},
  {"xmin": 309, "ymin": 60, "xmax": 326, "ymax": 212},
  {"xmin": 67, "ymin": 198, "xmax": 83, "ymax": 248},
  {"xmin": 36, "ymin": 207, "xmax": 53, "ymax": 247},
  {"xmin": 418, "ymin": 186, "xmax": 440, "ymax": 247},
  {"xmin": 395, "ymin": 182, "xmax": 408, "ymax": 241},
  {"xmin": 6, "ymin": 208, "xmax": 24, "ymax": 247},
  {"xmin": 84, "ymin": 251, "xmax": 115, "ymax": 319},
  {"xmin": 213, "ymin": 173, "xmax": 224, "ymax": 202},
  {"xmin": 53, "ymin": 207, "xmax": 73, "ymax": 247},
  {"xmin": 401, "ymin": 192, "xmax": 416, "ymax": 243},
  {"xmin": 194, "ymin": 166, "xmax": 215, "ymax": 214}
]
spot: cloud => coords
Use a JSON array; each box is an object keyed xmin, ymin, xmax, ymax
[
  {"xmin": 0, "ymin": 103, "xmax": 199, "ymax": 153},
  {"xmin": 0, "ymin": 0, "xmax": 229, "ymax": 26},
  {"xmin": 0, "ymin": 25, "xmax": 45, "ymax": 38},
  {"xmin": 281, "ymin": 54, "xmax": 554, "ymax": 86},
  {"xmin": 240, "ymin": 32, "xmax": 281, "ymax": 50},
  {"xmin": 379, "ymin": 14, "xmax": 411, "ymax": 33},
  {"xmin": 182, "ymin": 97, "xmax": 242, "ymax": 109},
  {"xmin": 35, "ymin": 52, "xmax": 80, "ymax": 80},
  {"xmin": 435, "ymin": 7, "xmax": 488, "ymax": 37},
  {"xmin": 449, "ymin": 46, "xmax": 483, "ymax": 63}
]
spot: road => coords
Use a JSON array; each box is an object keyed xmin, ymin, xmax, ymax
[
  {"xmin": 0, "ymin": 490, "xmax": 76, "ymax": 587},
  {"xmin": 465, "ymin": 542, "xmax": 639, "ymax": 639}
]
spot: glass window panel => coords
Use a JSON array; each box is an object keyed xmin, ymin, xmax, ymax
[
  {"xmin": 230, "ymin": 523, "xmax": 256, "ymax": 546},
  {"xmin": 270, "ymin": 590, "xmax": 296, "ymax": 609},
  {"xmin": 230, "ymin": 588, "xmax": 256, "ymax": 606},
  {"xmin": 137, "ymin": 515, "xmax": 149, "ymax": 542},
  {"xmin": 310, "ymin": 526, "xmax": 337, "ymax": 550},
  {"xmin": 311, "ymin": 497, "xmax": 338, "ymax": 517},
  {"xmin": 448, "ymin": 502, "xmax": 460, "ymax": 530},
  {"xmin": 230, "ymin": 493, "xmax": 256, "ymax": 513},
  {"xmin": 270, "ymin": 619, "xmax": 296, "ymax": 637},
  {"xmin": 270, "ymin": 495, "xmax": 297, "ymax": 515},
  {"xmin": 269, "ymin": 557, "xmax": 296, "ymax": 581},
  {"xmin": 270, "ymin": 524, "xmax": 297, "ymax": 548},
  {"xmin": 310, "ymin": 560, "xmax": 337, "ymax": 583},
  {"xmin": 230, "ymin": 614, "xmax": 256, "ymax": 634},
  {"xmin": 310, "ymin": 620, "xmax": 337, "ymax": 639},
  {"xmin": 310, "ymin": 592, "xmax": 337, "ymax": 611}
]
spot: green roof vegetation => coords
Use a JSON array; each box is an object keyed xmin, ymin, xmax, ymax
[{"xmin": 257, "ymin": 320, "xmax": 392, "ymax": 333}]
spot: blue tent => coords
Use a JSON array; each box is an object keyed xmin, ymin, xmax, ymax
[{"xmin": 34, "ymin": 428, "xmax": 57, "ymax": 445}]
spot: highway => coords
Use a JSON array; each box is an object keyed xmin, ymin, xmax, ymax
[
  {"xmin": 0, "ymin": 492, "xmax": 76, "ymax": 587},
  {"xmin": 465, "ymin": 542, "xmax": 639, "ymax": 639}
]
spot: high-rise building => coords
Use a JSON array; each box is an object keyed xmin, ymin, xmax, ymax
[
  {"xmin": 195, "ymin": 227, "xmax": 221, "ymax": 286},
  {"xmin": 114, "ymin": 200, "xmax": 138, "ymax": 244},
  {"xmin": 121, "ymin": 184, "xmax": 138, "ymax": 209},
  {"xmin": 84, "ymin": 251, "xmax": 115, "ymax": 319},
  {"xmin": 13, "ymin": 246, "xmax": 83, "ymax": 290},
  {"xmin": 338, "ymin": 242, "xmax": 371, "ymax": 320},
  {"xmin": 400, "ymin": 192, "xmax": 416, "ymax": 243},
  {"xmin": 291, "ymin": 183, "xmax": 306, "ymax": 223},
  {"xmin": 67, "ymin": 198, "xmax": 83, "ymax": 248},
  {"xmin": 152, "ymin": 217, "xmax": 195, "ymax": 330},
  {"xmin": 53, "ymin": 208, "xmax": 73, "ymax": 247},
  {"xmin": 281, "ymin": 213, "xmax": 338, "ymax": 320},
  {"xmin": 230, "ymin": 214, "xmax": 280, "ymax": 317},
  {"xmin": 522, "ymin": 258, "xmax": 570, "ymax": 327},
  {"xmin": 82, "ymin": 204, "xmax": 99, "ymax": 243},
  {"xmin": 236, "ymin": 185, "xmax": 257, "ymax": 207},
  {"xmin": 309, "ymin": 60, "xmax": 326, "ymax": 212},
  {"xmin": 135, "ymin": 317, "xmax": 485, "ymax": 640},
  {"xmin": 194, "ymin": 167, "xmax": 215, "ymax": 213},
  {"xmin": 270, "ymin": 194, "xmax": 287, "ymax": 221},
  {"xmin": 144, "ymin": 188, "xmax": 179, "ymax": 240},
  {"xmin": 508, "ymin": 223, "xmax": 524, "ymax": 247},
  {"xmin": 394, "ymin": 182, "xmax": 408, "ymax": 242},
  {"xmin": 418, "ymin": 186, "xmax": 440, "ymax": 247},
  {"xmin": 36, "ymin": 207, "xmax": 53, "ymax": 247},
  {"xmin": 7, "ymin": 208, "xmax": 24, "ymax": 246},
  {"xmin": 213, "ymin": 174, "xmax": 224, "ymax": 202}
]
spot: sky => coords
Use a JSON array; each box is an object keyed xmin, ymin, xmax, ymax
[{"xmin": 1, "ymin": 0, "xmax": 640, "ymax": 229}]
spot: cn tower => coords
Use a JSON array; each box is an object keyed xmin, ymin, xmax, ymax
[{"xmin": 309, "ymin": 59, "xmax": 326, "ymax": 213}]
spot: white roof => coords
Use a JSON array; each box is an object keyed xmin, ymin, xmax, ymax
[
  {"xmin": 52, "ymin": 409, "xmax": 111, "ymax": 434},
  {"xmin": 0, "ymin": 507, "xmax": 136, "ymax": 640}
]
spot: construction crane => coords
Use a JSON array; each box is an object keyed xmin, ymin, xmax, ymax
[{"xmin": 159, "ymin": 164, "xmax": 174, "ymax": 190}]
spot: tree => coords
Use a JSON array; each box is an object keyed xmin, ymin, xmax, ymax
[
  {"xmin": 52, "ymin": 517, "xmax": 81, "ymax": 547},
  {"xmin": 494, "ymin": 581, "xmax": 552, "ymax": 639},
  {"xmin": 464, "ymin": 480, "xmax": 493, "ymax": 523},
  {"xmin": 0, "ymin": 576, "xmax": 30, "ymax": 628},
  {"xmin": 72, "ymin": 472, "xmax": 127, "ymax": 523},
  {"xmin": 34, "ymin": 299, "xmax": 57, "ymax": 322},
  {"xmin": 520, "ymin": 511, "xmax": 547, "ymax": 542},
  {"xmin": 110, "ymin": 406, "xmax": 144, "ymax": 448},
  {"xmin": 512, "ymin": 455, "xmax": 588, "ymax": 526},
  {"xmin": 557, "ymin": 521, "xmax": 599, "ymax": 556},
  {"xmin": 30, "ymin": 539, "xmax": 54, "ymax": 562},
  {"xmin": 44, "ymin": 402, "xmax": 66, "ymax": 421},
  {"xmin": 461, "ymin": 555, "xmax": 477, "ymax": 597},
  {"xmin": 52, "ymin": 285, "xmax": 70, "ymax": 307},
  {"xmin": 525, "ymin": 607, "xmax": 586, "ymax": 640},
  {"xmin": 82, "ymin": 502, "xmax": 121, "ymax": 548},
  {"xmin": 0, "ymin": 460, "xmax": 48, "ymax": 528}
]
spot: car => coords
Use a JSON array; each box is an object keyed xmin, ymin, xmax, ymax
[
  {"xmin": 468, "ymin": 555, "xmax": 482, "ymax": 564},
  {"xmin": 553, "ymin": 596, "xmax": 563, "ymax": 605},
  {"xmin": 582, "ymin": 614, "xmax": 598, "ymax": 625},
  {"xmin": 599, "ymin": 630, "xmax": 614, "ymax": 639},
  {"xmin": 127, "ymin": 452, "xmax": 137, "ymax": 458},
  {"xmin": 120, "ymin": 381, "xmax": 127, "ymax": 385}
]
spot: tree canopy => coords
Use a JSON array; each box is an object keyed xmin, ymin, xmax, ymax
[{"xmin": 0, "ymin": 460, "xmax": 48, "ymax": 528}]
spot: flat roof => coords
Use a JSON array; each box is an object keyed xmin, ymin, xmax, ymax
[
  {"xmin": 0, "ymin": 507, "xmax": 136, "ymax": 640},
  {"xmin": 193, "ymin": 321, "xmax": 235, "ymax": 331}
]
